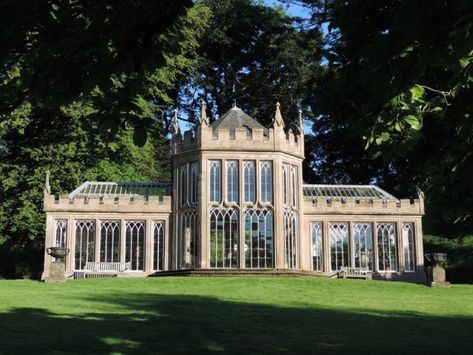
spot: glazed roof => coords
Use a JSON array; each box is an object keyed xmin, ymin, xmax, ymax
[
  {"xmin": 210, "ymin": 106, "xmax": 266, "ymax": 130},
  {"xmin": 302, "ymin": 184, "xmax": 398, "ymax": 200},
  {"xmin": 69, "ymin": 182, "xmax": 172, "ymax": 198}
]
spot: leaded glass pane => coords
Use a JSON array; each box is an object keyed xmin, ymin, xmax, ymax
[
  {"xmin": 178, "ymin": 209, "xmax": 198, "ymax": 269},
  {"xmin": 209, "ymin": 160, "xmax": 221, "ymax": 203},
  {"xmin": 55, "ymin": 220, "xmax": 67, "ymax": 247},
  {"xmin": 329, "ymin": 222, "xmax": 349, "ymax": 271},
  {"xmin": 353, "ymin": 223, "xmax": 373, "ymax": 270},
  {"xmin": 377, "ymin": 223, "xmax": 397, "ymax": 271},
  {"xmin": 260, "ymin": 161, "xmax": 273, "ymax": 203},
  {"xmin": 126, "ymin": 221, "xmax": 145, "ymax": 271},
  {"xmin": 75, "ymin": 220, "xmax": 95, "ymax": 270},
  {"xmin": 209, "ymin": 208, "xmax": 239, "ymax": 268},
  {"xmin": 226, "ymin": 161, "xmax": 238, "ymax": 203},
  {"xmin": 190, "ymin": 162, "xmax": 199, "ymax": 204},
  {"xmin": 284, "ymin": 210, "xmax": 297, "ymax": 269},
  {"xmin": 154, "ymin": 221, "xmax": 164, "ymax": 271},
  {"xmin": 311, "ymin": 223, "xmax": 323, "ymax": 271},
  {"xmin": 179, "ymin": 164, "xmax": 187, "ymax": 206},
  {"xmin": 100, "ymin": 221, "xmax": 120, "ymax": 263},
  {"xmin": 282, "ymin": 164, "xmax": 289, "ymax": 206},
  {"xmin": 244, "ymin": 209, "xmax": 273, "ymax": 268},
  {"xmin": 403, "ymin": 223, "xmax": 415, "ymax": 272},
  {"xmin": 244, "ymin": 161, "xmax": 256, "ymax": 203}
]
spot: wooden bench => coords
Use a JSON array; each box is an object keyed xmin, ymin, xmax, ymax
[
  {"xmin": 74, "ymin": 262, "xmax": 131, "ymax": 279},
  {"xmin": 339, "ymin": 267, "xmax": 372, "ymax": 280}
]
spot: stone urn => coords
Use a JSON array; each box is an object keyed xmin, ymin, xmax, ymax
[
  {"xmin": 425, "ymin": 253, "xmax": 450, "ymax": 287},
  {"xmin": 45, "ymin": 247, "xmax": 70, "ymax": 283}
]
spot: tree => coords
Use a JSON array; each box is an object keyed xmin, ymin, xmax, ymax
[
  {"xmin": 292, "ymin": 0, "xmax": 473, "ymax": 226},
  {"xmin": 178, "ymin": 0, "xmax": 323, "ymax": 131}
]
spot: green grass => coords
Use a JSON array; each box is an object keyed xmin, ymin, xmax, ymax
[{"xmin": 1, "ymin": 277, "xmax": 472, "ymax": 354}]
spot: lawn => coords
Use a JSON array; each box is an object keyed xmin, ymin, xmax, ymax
[{"xmin": 0, "ymin": 277, "xmax": 472, "ymax": 354}]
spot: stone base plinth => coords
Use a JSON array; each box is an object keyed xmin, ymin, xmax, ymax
[
  {"xmin": 44, "ymin": 261, "xmax": 67, "ymax": 283},
  {"xmin": 431, "ymin": 281, "xmax": 450, "ymax": 287}
]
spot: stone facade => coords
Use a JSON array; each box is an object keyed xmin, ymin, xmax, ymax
[{"xmin": 42, "ymin": 103, "xmax": 425, "ymax": 282}]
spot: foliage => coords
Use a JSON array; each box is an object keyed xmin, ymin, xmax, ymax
[
  {"xmin": 424, "ymin": 235, "xmax": 473, "ymax": 284},
  {"xmin": 0, "ymin": 0, "xmax": 195, "ymax": 143},
  {"xmin": 296, "ymin": 0, "xmax": 473, "ymax": 224},
  {"xmin": 179, "ymin": 0, "xmax": 323, "ymax": 130},
  {"xmin": 1, "ymin": 277, "xmax": 473, "ymax": 353}
]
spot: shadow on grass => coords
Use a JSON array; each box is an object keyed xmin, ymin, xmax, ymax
[{"xmin": 1, "ymin": 293, "xmax": 472, "ymax": 354}]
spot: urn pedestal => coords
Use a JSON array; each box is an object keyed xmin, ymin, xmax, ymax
[
  {"xmin": 425, "ymin": 253, "xmax": 450, "ymax": 287},
  {"xmin": 44, "ymin": 247, "xmax": 70, "ymax": 283}
]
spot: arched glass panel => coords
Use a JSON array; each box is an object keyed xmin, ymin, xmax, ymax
[
  {"xmin": 209, "ymin": 208, "xmax": 238, "ymax": 268},
  {"xmin": 100, "ymin": 221, "xmax": 120, "ymax": 263},
  {"xmin": 244, "ymin": 161, "xmax": 256, "ymax": 203},
  {"xmin": 284, "ymin": 210, "xmax": 297, "ymax": 269},
  {"xmin": 353, "ymin": 223, "xmax": 373, "ymax": 270},
  {"xmin": 209, "ymin": 160, "xmax": 221, "ymax": 203},
  {"xmin": 402, "ymin": 223, "xmax": 415, "ymax": 272},
  {"xmin": 311, "ymin": 222, "xmax": 323, "ymax": 271},
  {"xmin": 55, "ymin": 220, "xmax": 67, "ymax": 247},
  {"xmin": 190, "ymin": 162, "xmax": 199, "ymax": 205},
  {"xmin": 291, "ymin": 166, "xmax": 297, "ymax": 208},
  {"xmin": 329, "ymin": 222, "xmax": 349, "ymax": 271},
  {"xmin": 179, "ymin": 164, "xmax": 187, "ymax": 206},
  {"xmin": 377, "ymin": 223, "xmax": 397, "ymax": 271},
  {"xmin": 178, "ymin": 209, "xmax": 198, "ymax": 269},
  {"xmin": 260, "ymin": 161, "xmax": 273, "ymax": 203},
  {"xmin": 226, "ymin": 160, "xmax": 238, "ymax": 203},
  {"xmin": 154, "ymin": 221, "xmax": 164, "ymax": 271},
  {"xmin": 75, "ymin": 220, "xmax": 95, "ymax": 270},
  {"xmin": 126, "ymin": 221, "xmax": 145, "ymax": 271},
  {"xmin": 244, "ymin": 208, "xmax": 273, "ymax": 268},
  {"xmin": 282, "ymin": 165, "xmax": 289, "ymax": 206}
]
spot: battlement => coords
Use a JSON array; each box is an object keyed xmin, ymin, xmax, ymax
[
  {"xmin": 44, "ymin": 193, "xmax": 172, "ymax": 213},
  {"xmin": 302, "ymin": 197, "xmax": 424, "ymax": 216},
  {"xmin": 173, "ymin": 124, "xmax": 304, "ymax": 158}
]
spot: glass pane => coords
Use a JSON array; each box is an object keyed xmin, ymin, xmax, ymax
[
  {"xmin": 209, "ymin": 160, "xmax": 221, "ymax": 203},
  {"xmin": 377, "ymin": 223, "xmax": 397, "ymax": 271},
  {"xmin": 311, "ymin": 223, "xmax": 323, "ymax": 271},
  {"xmin": 126, "ymin": 221, "xmax": 145, "ymax": 271},
  {"xmin": 353, "ymin": 223, "xmax": 373, "ymax": 270},
  {"xmin": 226, "ymin": 161, "xmax": 239, "ymax": 203},
  {"xmin": 244, "ymin": 209, "xmax": 273, "ymax": 268},
  {"xmin": 260, "ymin": 161, "xmax": 273, "ymax": 203},
  {"xmin": 403, "ymin": 223, "xmax": 415, "ymax": 272},
  {"xmin": 244, "ymin": 161, "xmax": 255, "ymax": 203},
  {"xmin": 74, "ymin": 220, "xmax": 95, "ymax": 270},
  {"xmin": 100, "ymin": 221, "xmax": 120, "ymax": 263},
  {"xmin": 329, "ymin": 223, "xmax": 349, "ymax": 271}
]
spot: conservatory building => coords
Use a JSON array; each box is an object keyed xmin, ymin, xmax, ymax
[{"xmin": 42, "ymin": 102, "xmax": 426, "ymax": 282}]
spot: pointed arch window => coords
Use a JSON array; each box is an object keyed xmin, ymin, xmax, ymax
[
  {"xmin": 55, "ymin": 220, "xmax": 67, "ymax": 248},
  {"xmin": 190, "ymin": 162, "xmax": 199, "ymax": 205},
  {"xmin": 209, "ymin": 160, "xmax": 221, "ymax": 203},
  {"xmin": 154, "ymin": 221, "xmax": 164, "ymax": 271},
  {"xmin": 291, "ymin": 166, "xmax": 297, "ymax": 208},
  {"xmin": 126, "ymin": 221, "xmax": 145, "ymax": 271},
  {"xmin": 402, "ymin": 223, "xmax": 415, "ymax": 272},
  {"xmin": 75, "ymin": 220, "xmax": 95, "ymax": 270},
  {"xmin": 377, "ymin": 223, "xmax": 397, "ymax": 271},
  {"xmin": 284, "ymin": 210, "xmax": 297, "ymax": 268},
  {"xmin": 260, "ymin": 161, "xmax": 272, "ymax": 203},
  {"xmin": 329, "ymin": 222, "xmax": 349, "ymax": 271},
  {"xmin": 244, "ymin": 161, "xmax": 256, "ymax": 203},
  {"xmin": 209, "ymin": 208, "xmax": 239, "ymax": 268},
  {"xmin": 353, "ymin": 223, "xmax": 373, "ymax": 270},
  {"xmin": 100, "ymin": 221, "xmax": 120, "ymax": 263},
  {"xmin": 226, "ymin": 160, "xmax": 238, "ymax": 203},
  {"xmin": 179, "ymin": 164, "xmax": 187, "ymax": 206},
  {"xmin": 282, "ymin": 164, "xmax": 289, "ymax": 206},
  {"xmin": 178, "ymin": 209, "xmax": 198, "ymax": 269},
  {"xmin": 244, "ymin": 208, "xmax": 273, "ymax": 268},
  {"xmin": 311, "ymin": 223, "xmax": 323, "ymax": 271}
]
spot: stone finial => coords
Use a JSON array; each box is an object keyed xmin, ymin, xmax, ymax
[
  {"xmin": 44, "ymin": 170, "xmax": 51, "ymax": 195},
  {"xmin": 232, "ymin": 99, "xmax": 237, "ymax": 108},
  {"xmin": 298, "ymin": 108, "xmax": 304, "ymax": 135},
  {"xmin": 172, "ymin": 109, "xmax": 180, "ymax": 135},
  {"xmin": 200, "ymin": 99, "xmax": 208, "ymax": 126},
  {"xmin": 274, "ymin": 101, "xmax": 284, "ymax": 128}
]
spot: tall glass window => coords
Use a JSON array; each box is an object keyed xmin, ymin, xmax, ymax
[
  {"xmin": 329, "ymin": 222, "xmax": 349, "ymax": 271},
  {"xmin": 284, "ymin": 210, "xmax": 297, "ymax": 268},
  {"xmin": 209, "ymin": 208, "xmax": 239, "ymax": 268},
  {"xmin": 154, "ymin": 221, "xmax": 164, "ymax": 271},
  {"xmin": 291, "ymin": 166, "xmax": 297, "ymax": 208},
  {"xmin": 260, "ymin": 161, "xmax": 273, "ymax": 203},
  {"xmin": 100, "ymin": 221, "xmax": 120, "ymax": 263},
  {"xmin": 311, "ymin": 223, "xmax": 323, "ymax": 271},
  {"xmin": 244, "ymin": 208, "xmax": 273, "ymax": 268},
  {"xmin": 377, "ymin": 223, "xmax": 397, "ymax": 271},
  {"xmin": 353, "ymin": 223, "xmax": 373, "ymax": 270},
  {"xmin": 226, "ymin": 160, "xmax": 238, "ymax": 203},
  {"xmin": 55, "ymin": 220, "xmax": 67, "ymax": 247},
  {"xmin": 209, "ymin": 160, "xmax": 221, "ymax": 203},
  {"xmin": 178, "ymin": 209, "xmax": 198, "ymax": 269},
  {"xmin": 126, "ymin": 221, "xmax": 145, "ymax": 271},
  {"xmin": 75, "ymin": 220, "xmax": 95, "ymax": 270},
  {"xmin": 179, "ymin": 164, "xmax": 187, "ymax": 206},
  {"xmin": 282, "ymin": 165, "xmax": 289, "ymax": 206},
  {"xmin": 402, "ymin": 223, "xmax": 415, "ymax": 272},
  {"xmin": 244, "ymin": 161, "xmax": 256, "ymax": 203},
  {"xmin": 190, "ymin": 162, "xmax": 199, "ymax": 205}
]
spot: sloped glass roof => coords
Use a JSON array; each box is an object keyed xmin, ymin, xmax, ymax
[
  {"xmin": 303, "ymin": 184, "xmax": 398, "ymax": 200},
  {"xmin": 69, "ymin": 182, "xmax": 172, "ymax": 198}
]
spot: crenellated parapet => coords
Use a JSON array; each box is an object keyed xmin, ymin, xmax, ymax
[
  {"xmin": 302, "ymin": 197, "xmax": 424, "ymax": 216},
  {"xmin": 44, "ymin": 193, "xmax": 172, "ymax": 213}
]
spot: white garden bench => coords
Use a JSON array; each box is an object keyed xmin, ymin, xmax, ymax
[
  {"xmin": 339, "ymin": 267, "xmax": 372, "ymax": 280},
  {"xmin": 74, "ymin": 262, "xmax": 131, "ymax": 279}
]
